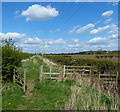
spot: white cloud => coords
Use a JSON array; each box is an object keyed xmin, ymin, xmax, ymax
[
  {"xmin": 0, "ymin": 32, "xmax": 26, "ymax": 41},
  {"xmin": 90, "ymin": 24, "xmax": 116, "ymax": 34},
  {"xmin": 21, "ymin": 4, "xmax": 59, "ymax": 22},
  {"xmin": 104, "ymin": 18, "xmax": 112, "ymax": 24},
  {"xmin": 1, "ymin": 31, "xmax": 118, "ymax": 53},
  {"xmin": 54, "ymin": 38, "xmax": 66, "ymax": 44},
  {"xmin": 69, "ymin": 24, "xmax": 94, "ymax": 34},
  {"xmin": 44, "ymin": 38, "xmax": 66, "ymax": 45},
  {"xmin": 102, "ymin": 10, "xmax": 114, "ymax": 17},
  {"xmin": 88, "ymin": 37, "xmax": 108, "ymax": 44},
  {"xmin": 109, "ymin": 34, "xmax": 118, "ymax": 39},
  {"xmin": 24, "ymin": 37, "xmax": 42, "ymax": 44},
  {"xmin": 88, "ymin": 34, "xmax": 118, "ymax": 45}
]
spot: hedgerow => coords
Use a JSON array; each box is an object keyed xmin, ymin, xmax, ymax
[{"xmin": 44, "ymin": 55, "xmax": 117, "ymax": 74}]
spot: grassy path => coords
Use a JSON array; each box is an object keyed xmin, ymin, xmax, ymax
[{"xmin": 2, "ymin": 55, "xmax": 73, "ymax": 110}]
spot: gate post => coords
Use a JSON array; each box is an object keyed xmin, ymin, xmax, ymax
[
  {"xmin": 50, "ymin": 65, "xmax": 52, "ymax": 79},
  {"xmin": 39, "ymin": 65, "xmax": 43, "ymax": 82},
  {"xmin": 23, "ymin": 69, "xmax": 27, "ymax": 92},
  {"xmin": 63, "ymin": 65, "xmax": 66, "ymax": 80}
]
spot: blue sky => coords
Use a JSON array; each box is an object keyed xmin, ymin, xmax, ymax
[{"xmin": 1, "ymin": 2, "xmax": 118, "ymax": 53}]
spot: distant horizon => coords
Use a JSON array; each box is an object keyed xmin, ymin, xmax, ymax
[
  {"xmin": 1, "ymin": 2, "xmax": 118, "ymax": 53},
  {"xmin": 23, "ymin": 50, "xmax": 119, "ymax": 54}
]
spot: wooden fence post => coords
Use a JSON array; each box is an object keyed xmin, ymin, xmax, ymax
[
  {"xmin": 50, "ymin": 65, "xmax": 52, "ymax": 79},
  {"xmin": 39, "ymin": 65, "xmax": 43, "ymax": 82},
  {"xmin": 23, "ymin": 69, "xmax": 26, "ymax": 92},
  {"xmin": 63, "ymin": 65, "xmax": 66, "ymax": 79}
]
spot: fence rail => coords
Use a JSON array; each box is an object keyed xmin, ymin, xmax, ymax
[{"xmin": 99, "ymin": 73, "xmax": 118, "ymax": 84}]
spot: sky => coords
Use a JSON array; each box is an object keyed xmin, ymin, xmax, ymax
[{"xmin": 0, "ymin": 2, "xmax": 119, "ymax": 53}]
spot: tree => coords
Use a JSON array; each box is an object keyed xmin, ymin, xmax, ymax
[{"xmin": 2, "ymin": 38, "xmax": 22, "ymax": 82}]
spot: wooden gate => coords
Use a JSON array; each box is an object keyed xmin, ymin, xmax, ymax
[
  {"xmin": 39, "ymin": 65, "xmax": 97, "ymax": 81},
  {"xmin": 13, "ymin": 68, "xmax": 27, "ymax": 92},
  {"xmin": 39, "ymin": 65, "xmax": 62, "ymax": 81}
]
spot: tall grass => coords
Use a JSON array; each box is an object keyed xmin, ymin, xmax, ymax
[
  {"xmin": 65, "ymin": 73, "xmax": 119, "ymax": 110},
  {"xmin": 65, "ymin": 83, "xmax": 119, "ymax": 110}
]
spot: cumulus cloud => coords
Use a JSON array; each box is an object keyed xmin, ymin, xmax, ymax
[
  {"xmin": 69, "ymin": 24, "xmax": 94, "ymax": 34},
  {"xmin": 102, "ymin": 10, "xmax": 114, "ymax": 17},
  {"xmin": 0, "ymin": 32, "xmax": 26, "ymax": 41},
  {"xmin": 88, "ymin": 33, "xmax": 118, "ymax": 46},
  {"xmin": 86, "ymin": 35, "xmax": 117, "ymax": 50},
  {"xmin": 104, "ymin": 18, "xmax": 112, "ymax": 24},
  {"xmin": 21, "ymin": 4, "xmax": 59, "ymax": 22},
  {"xmin": 90, "ymin": 24, "xmax": 116, "ymax": 34}
]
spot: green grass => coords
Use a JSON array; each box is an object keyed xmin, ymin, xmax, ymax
[
  {"xmin": 2, "ymin": 83, "xmax": 26, "ymax": 110},
  {"xmin": 26, "ymin": 80, "xmax": 74, "ymax": 110}
]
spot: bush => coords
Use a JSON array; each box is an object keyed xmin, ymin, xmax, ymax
[{"xmin": 2, "ymin": 38, "xmax": 22, "ymax": 82}]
